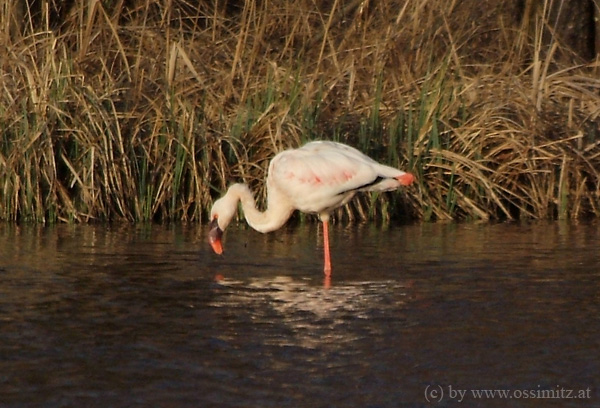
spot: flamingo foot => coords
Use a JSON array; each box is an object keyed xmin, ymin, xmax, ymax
[{"xmin": 323, "ymin": 275, "xmax": 331, "ymax": 289}]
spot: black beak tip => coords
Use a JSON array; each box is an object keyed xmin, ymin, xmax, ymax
[{"xmin": 208, "ymin": 218, "xmax": 224, "ymax": 254}]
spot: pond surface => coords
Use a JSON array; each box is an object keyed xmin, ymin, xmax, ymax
[{"xmin": 0, "ymin": 221, "xmax": 598, "ymax": 407}]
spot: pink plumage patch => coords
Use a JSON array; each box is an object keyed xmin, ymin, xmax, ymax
[{"xmin": 395, "ymin": 173, "xmax": 415, "ymax": 186}]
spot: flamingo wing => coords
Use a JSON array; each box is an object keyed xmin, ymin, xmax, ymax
[{"xmin": 269, "ymin": 141, "xmax": 403, "ymax": 213}]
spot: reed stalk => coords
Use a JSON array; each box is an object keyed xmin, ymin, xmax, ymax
[{"xmin": 0, "ymin": 0, "xmax": 598, "ymax": 223}]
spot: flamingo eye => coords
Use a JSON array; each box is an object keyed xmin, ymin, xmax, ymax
[{"xmin": 209, "ymin": 216, "xmax": 221, "ymax": 230}]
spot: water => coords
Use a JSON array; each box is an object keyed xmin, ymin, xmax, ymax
[{"xmin": 0, "ymin": 222, "xmax": 598, "ymax": 407}]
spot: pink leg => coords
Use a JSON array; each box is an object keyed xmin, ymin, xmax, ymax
[{"xmin": 322, "ymin": 219, "xmax": 332, "ymax": 277}]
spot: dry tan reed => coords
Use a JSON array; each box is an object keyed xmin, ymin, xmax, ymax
[{"xmin": 0, "ymin": 0, "xmax": 599, "ymax": 223}]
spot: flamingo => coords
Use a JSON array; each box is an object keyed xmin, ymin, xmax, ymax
[{"xmin": 208, "ymin": 141, "xmax": 415, "ymax": 277}]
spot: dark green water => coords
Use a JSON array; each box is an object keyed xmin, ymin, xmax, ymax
[{"xmin": 0, "ymin": 221, "xmax": 598, "ymax": 407}]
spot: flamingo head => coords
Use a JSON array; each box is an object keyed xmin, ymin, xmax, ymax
[
  {"xmin": 208, "ymin": 193, "xmax": 238, "ymax": 255},
  {"xmin": 208, "ymin": 217, "xmax": 224, "ymax": 254}
]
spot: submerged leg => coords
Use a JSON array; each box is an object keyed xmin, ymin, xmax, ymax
[{"xmin": 322, "ymin": 217, "xmax": 332, "ymax": 277}]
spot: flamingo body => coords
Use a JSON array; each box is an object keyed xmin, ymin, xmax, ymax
[
  {"xmin": 208, "ymin": 141, "xmax": 414, "ymax": 276},
  {"xmin": 271, "ymin": 142, "xmax": 408, "ymax": 213}
]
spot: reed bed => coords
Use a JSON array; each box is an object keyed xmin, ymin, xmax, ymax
[{"xmin": 1, "ymin": 0, "xmax": 599, "ymax": 223}]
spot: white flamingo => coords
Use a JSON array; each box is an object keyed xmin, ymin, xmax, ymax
[{"xmin": 208, "ymin": 141, "xmax": 415, "ymax": 277}]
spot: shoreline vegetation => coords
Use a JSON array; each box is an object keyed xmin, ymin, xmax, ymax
[{"xmin": 1, "ymin": 0, "xmax": 599, "ymax": 223}]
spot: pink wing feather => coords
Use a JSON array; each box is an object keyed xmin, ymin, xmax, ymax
[{"xmin": 268, "ymin": 141, "xmax": 404, "ymax": 213}]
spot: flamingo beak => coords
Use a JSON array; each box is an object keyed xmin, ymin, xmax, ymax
[
  {"xmin": 396, "ymin": 172, "xmax": 415, "ymax": 186},
  {"xmin": 208, "ymin": 218, "xmax": 223, "ymax": 255}
]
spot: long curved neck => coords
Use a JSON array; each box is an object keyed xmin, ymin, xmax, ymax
[{"xmin": 227, "ymin": 183, "xmax": 293, "ymax": 233}]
